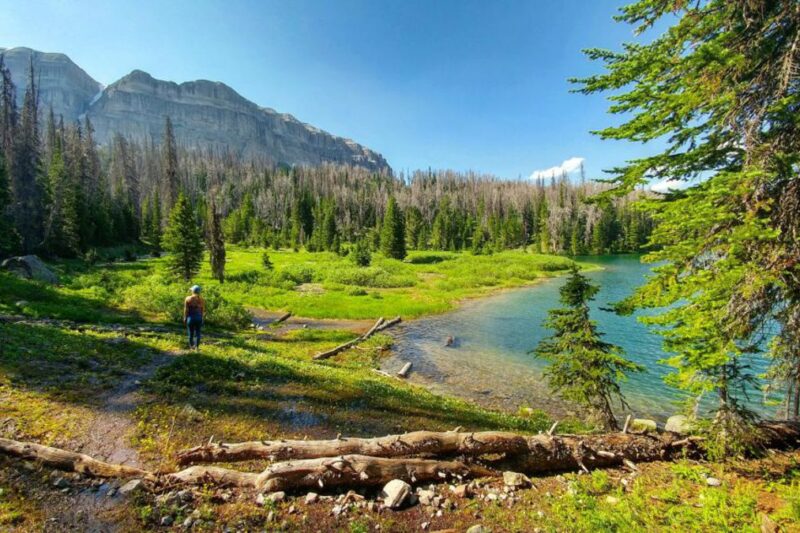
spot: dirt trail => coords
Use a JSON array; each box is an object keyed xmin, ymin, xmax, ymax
[{"xmin": 80, "ymin": 351, "xmax": 179, "ymax": 468}]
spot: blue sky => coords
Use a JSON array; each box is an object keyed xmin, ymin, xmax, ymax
[{"xmin": 1, "ymin": 0, "xmax": 659, "ymax": 179}]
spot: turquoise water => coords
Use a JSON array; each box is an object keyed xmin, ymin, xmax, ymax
[{"xmin": 385, "ymin": 255, "xmax": 778, "ymax": 421}]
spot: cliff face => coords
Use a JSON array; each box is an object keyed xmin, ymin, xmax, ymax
[
  {"xmin": 1, "ymin": 47, "xmax": 102, "ymax": 124},
  {"xmin": 0, "ymin": 47, "xmax": 389, "ymax": 172}
]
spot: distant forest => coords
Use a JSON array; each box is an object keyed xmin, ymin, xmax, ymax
[{"xmin": 0, "ymin": 59, "xmax": 653, "ymax": 260}]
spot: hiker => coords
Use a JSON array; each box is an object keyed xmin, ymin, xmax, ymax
[{"xmin": 184, "ymin": 285, "xmax": 205, "ymax": 350}]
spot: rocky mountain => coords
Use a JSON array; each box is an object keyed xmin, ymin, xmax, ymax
[{"xmin": 0, "ymin": 47, "xmax": 389, "ymax": 172}]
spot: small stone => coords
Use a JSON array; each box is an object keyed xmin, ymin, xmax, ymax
[
  {"xmin": 160, "ymin": 515, "xmax": 174, "ymax": 527},
  {"xmin": 332, "ymin": 504, "xmax": 344, "ymax": 516},
  {"xmin": 452, "ymin": 484, "xmax": 471, "ymax": 498},
  {"xmin": 503, "ymin": 471, "xmax": 532, "ymax": 489},
  {"xmin": 180, "ymin": 404, "xmax": 204, "ymax": 422},
  {"xmin": 605, "ymin": 496, "xmax": 620, "ymax": 505},
  {"xmin": 182, "ymin": 517, "xmax": 193, "ymax": 529},
  {"xmin": 417, "ymin": 489, "xmax": 435, "ymax": 506},
  {"xmin": 177, "ymin": 489, "xmax": 193, "ymax": 503},
  {"xmin": 380, "ymin": 479, "xmax": 412, "ymax": 509},
  {"xmin": 288, "ymin": 505, "xmax": 296, "ymax": 514},
  {"xmin": 421, "ymin": 522, "xmax": 430, "ymax": 530},
  {"xmin": 267, "ymin": 491, "xmax": 286, "ymax": 503},
  {"xmin": 107, "ymin": 487, "xmax": 117, "ymax": 498},
  {"xmin": 118, "ymin": 479, "xmax": 143, "ymax": 496},
  {"xmin": 266, "ymin": 511, "xmax": 274, "ymax": 522},
  {"xmin": 466, "ymin": 525, "xmax": 488, "ymax": 533},
  {"xmin": 486, "ymin": 492, "xmax": 498, "ymax": 501},
  {"xmin": 305, "ymin": 492, "xmax": 319, "ymax": 504},
  {"xmin": 706, "ymin": 477, "xmax": 722, "ymax": 487},
  {"xmin": 52, "ymin": 477, "xmax": 69, "ymax": 489},
  {"xmin": 191, "ymin": 509, "xmax": 201, "ymax": 519}
]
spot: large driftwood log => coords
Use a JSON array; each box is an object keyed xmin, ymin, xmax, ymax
[
  {"xmin": 169, "ymin": 455, "xmax": 490, "ymax": 491},
  {"xmin": 176, "ymin": 422, "xmax": 800, "ymax": 469},
  {"xmin": 0, "ymin": 437, "xmax": 153, "ymax": 480},
  {"xmin": 177, "ymin": 430, "xmax": 529, "ymax": 465},
  {"xmin": 313, "ymin": 316, "xmax": 401, "ymax": 360}
]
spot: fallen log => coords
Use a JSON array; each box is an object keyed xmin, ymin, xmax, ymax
[
  {"xmin": 3, "ymin": 422, "xmax": 800, "ymax": 494},
  {"xmin": 313, "ymin": 316, "xmax": 394, "ymax": 360},
  {"xmin": 0, "ymin": 437, "xmax": 153, "ymax": 480},
  {"xmin": 397, "ymin": 362, "xmax": 413, "ymax": 378},
  {"xmin": 176, "ymin": 422, "xmax": 800, "ymax": 469},
  {"xmin": 177, "ymin": 430, "xmax": 530, "ymax": 465},
  {"xmin": 376, "ymin": 316, "xmax": 401, "ymax": 332},
  {"xmin": 274, "ymin": 311, "xmax": 292, "ymax": 325}
]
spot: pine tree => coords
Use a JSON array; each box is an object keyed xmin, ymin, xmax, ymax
[
  {"xmin": 207, "ymin": 198, "xmax": 226, "ymax": 283},
  {"xmin": 380, "ymin": 196, "xmax": 406, "ymax": 260},
  {"xmin": 534, "ymin": 267, "xmax": 642, "ymax": 430},
  {"xmin": 0, "ymin": 151, "xmax": 18, "ymax": 255},
  {"xmin": 41, "ymin": 140, "xmax": 79, "ymax": 257},
  {"xmin": 576, "ymin": 0, "xmax": 800, "ymax": 444},
  {"xmin": 162, "ymin": 193, "xmax": 204, "ymax": 281},
  {"xmin": 351, "ymin": 238, "xmax": 371, "ymax": 267}
]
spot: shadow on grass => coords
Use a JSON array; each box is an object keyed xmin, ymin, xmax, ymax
[{"xmin": 0, "ymin": 273, "xmax": 144, "ymax": 323}]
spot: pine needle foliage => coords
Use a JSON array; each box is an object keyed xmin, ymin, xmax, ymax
[
  {"xmin": 534, "ymin": 267, "xmax": 642, "ymax": 430},
  {"xmin": 163, "ymin": 192, "xmax": 204, "ymax": 281}
]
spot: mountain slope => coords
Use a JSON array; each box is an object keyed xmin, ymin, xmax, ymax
[{"xmin": 0, "ymin": 47, "xmax": 389, "ymax": 172}]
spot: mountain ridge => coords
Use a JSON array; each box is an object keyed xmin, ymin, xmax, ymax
[{"xmin": 0, "ymin": 46, "xmax": 389, "ymax": 172}]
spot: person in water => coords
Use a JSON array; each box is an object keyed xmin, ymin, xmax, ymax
[{"xmin": 184, "ymin": 285, "xmax": 205, "ymax": 350}]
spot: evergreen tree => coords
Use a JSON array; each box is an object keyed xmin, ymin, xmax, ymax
[
  {"xmin": 163, "ymin": 193, "xmax": 203, "ymax": 281},
  {"xmin": 0, "ymin": 151, "xmax": 18, "ymax": 256},
  {"xmin": 380, "ymin": 196, "xmax": 406, "ymax": 260},
  {"xmin": 534, "ymin": 267, "xmax": 642, "ymax": 429},
  {"xmin": 41, "ymin": 140, "xmax": 79, "ymax": 257},
  {"xmin": 351, "ymin": 237, "xmax": 371, "ymax": 267},
  {"xmin": 207, "ymin": 198, "xmax": 226, "ymax": 283},
  {"xmin": 261, "ymin": 250, "xmax": 274, "ymax": 271},
  {"xmin": 576, "ymin": 0, "xmax": 800, "ymax": 445}
]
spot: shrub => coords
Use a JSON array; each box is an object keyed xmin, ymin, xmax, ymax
[
  {"xmin": 275, "ymin": 265, "xmax": 316, "ymax": 285},
  {"xmin": 261, "ymin": 251, "xmax": 274, "ymax": 271},
  {"xmin": 351, "ymin": 239, "xmax": 372, "ymax": 267},
  {"xmin": 84, "ymin": 248, "xmax": 100, "ymax": 265},
  {"xmin": 405, "ymin": 252, "xmax": 457, "ymax": 264},
  {"xmin": 227, "ymin": 269, "xmax": 266, "ymax": 284}
]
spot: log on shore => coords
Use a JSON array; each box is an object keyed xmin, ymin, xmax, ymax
[
  {"xmin": 0, "ymin": 437, "xmax": 153, "ymax": 480},
  {"xmin": 177, "ymin": 430, "xmax": 529, "ymax": 465},
  {"xmin": 314, "ymin": 316, "xmax": 401, "ymax": 360},
  {"xmin": 274, "ymin": 311, "xmax": 292, "ymax": 325}
]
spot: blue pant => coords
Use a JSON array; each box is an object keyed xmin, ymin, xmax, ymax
[{"xmin": 187, "ymin": 315, "xmax": 203, "ymax": 348}]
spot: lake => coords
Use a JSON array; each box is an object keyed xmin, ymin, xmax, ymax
[{"xmin": 384, "ymin": 254, "xmax": 777, "ymax": 421}]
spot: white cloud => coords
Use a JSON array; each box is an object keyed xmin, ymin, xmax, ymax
[
  {"xmin": 529, "ymin": 157, "xmax": 585, "ymax": 180},
  {"xmin": 649, "ymin": 179, "xmax": 684, "ymax": 193}
]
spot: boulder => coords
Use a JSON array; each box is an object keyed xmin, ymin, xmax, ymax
[
  {"xmin": 665, "ymin": 415, "xmax": 695, "ymax": 435},
  {"xmin": 305, "ymin": 492, "xmax": 319, "ymax": 504},
  {"xmin": 1, "ymin": 255, "xmax": 58, "ymax": 284},
  {"xmin": 630, "ymin": 418, "xmax": 658, "ymax": 433},
  {"xmin": 380, "ymin": 479, "xmax": 412, "ymax": 509}
]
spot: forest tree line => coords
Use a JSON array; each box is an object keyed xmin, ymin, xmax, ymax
[{"xmin": 0, "ymin": 57, "xmax": 653, "ymax": 261}]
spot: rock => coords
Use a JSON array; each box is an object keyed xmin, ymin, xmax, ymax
[
  {"xmin": 605, "ymin": 496, "xmax": 620, "ymax": 505},
  {"xmin": 1, "ymin": 255, "xmax": 58, "ymax": 284},
  {"xmin": 380, "ymin": 479, "xmax": 412, "ymax": 509},
  {"xmin": 630, "ymin": 418, "xmax": 658, "ymax": 432},
  {"xmin": 182, "ymin": 517, "xmax": 193, "ymax": 529},
  {"xmin": 421, "ymin": 522, "xmax": 430, "ymax": 530},
  {"xmin": 52, "ymin": 477, "xmax": 69, "ymax": 489},
  {"xmin": 160, "ymin": 515, "xmax": 174, "ymax": 527},
  {"xmin": 503, "ymin": 471, "xmax": 532, "ymax": 489},
  {"xmin": 665, "ymin": 415, "xmax": 695, "ymax": 435},
  {"xmin": 266, "ymin": 511, "xmax": 274, "ymax": 522},
  {"xmin": 118, "ymin": 479, "xmax": 144, "ymax": 496},
  {"xmin": 267, "ymin": 491, "xmax": 286, "ymax": 503},
  {"xmin": 466, "ymin": 526, "xmax": 489, "ymax": 533},
  {"xmin": 255, "ymin": 493, "xmax": 265, "ymax": 506},
  {"xmin": 177, "ymin": 489, "xmax": 193, "ymax": 503},
  {"xmin": 180, "ymin": 404, "xmax": 203, "ymax": 422},
  {"xmin": 452, "ymin": 484, "xmax": 471, "ymax": 498},
  {"xmin": 706, "ymin": 477, "xmax": 722, "ymax": 487},
  {"xmin": 305, "ymin": 492, "xmax": 319, "ymax": 504},
  {"xmin": 418, "ymin": 489, "xmax": 435, "ymax": 506},
  {"xmin": 486, "ymin": 492, "xmax": 498, "ymax": 501}
]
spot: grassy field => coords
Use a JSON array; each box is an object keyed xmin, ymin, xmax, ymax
[{"xmin": 0, "ymin": 247, "xmax": 586, "ymax": 323}]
